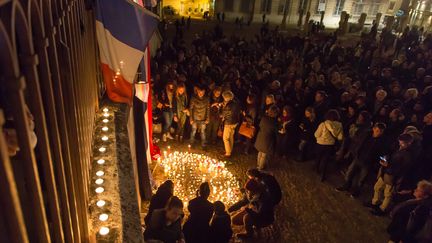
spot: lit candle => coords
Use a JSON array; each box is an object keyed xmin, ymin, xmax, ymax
[
  {"xmin": 96, "ymin": 170, "xmax": 104, "ymax": 177},
  {"xmin": 99, "ymin": 147, "xmax": 106, "ymax": 152},
  {"xmin": 97, "ymin": 159, "xmax": 105, "ymax": 165},
  {"xmin": 103, "ymin": 119, "xmax": 109, "ymax": 123},
  {"xmin": 102, "ymin": 108, "xmax": 109, "ymax": 112},
  {"xmin": 102, "ymin": 126, "xmax": 108, "ymax": 131},
  {"xmin": 99, "ymin": 213, "xmax": 109, "ymax": 221},
  {"xmin": 95, "ymin": 187, "xmax": 104, "ymax": 194},
  {"xmin": 96, "ymin": 200, "xmax": 106, "ymax": 207},
  {"xmin": 101, "ymin": 136, "xmax": 108, "ymax": 141},
  {"xmin": 103, "ymin": 113, "xmax": 109, "ymax": 118},
  {"xmin": 99, "ymin": 227, "xmax": 109, "ymax": 236},
  {"xmin": 95, "ymin": 178, "xmax": 104, "ymax": 185}
]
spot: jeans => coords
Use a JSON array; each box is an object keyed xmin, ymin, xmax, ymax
[
  {"xmin": 162, "ymin": 111, "xmax": 173, "ymax": 133},
  {"xmin": 207, "ymin": 119, "xmax": 221, "ymax": 143},
  {"xmin": 314, "ymin": 144, "xmax": 334, "ymax": 181},
  {"xmin": 372, "ymin": 176, "xmax": 394, "ymax": 211},
  {"xmin": 176, "ymin": 112, "xmax": 187, "ymax": 137},
  {"xmin": 223, "ymin": 123, "xmax": 237, "ymax": 155},
  {"xmin": 257, "ymin": 152, "xmax": 269, "ymax": 170},
  {"xmin": 343, "ymin": 159, "xmax": 369, "ymax": 191},
  {"xmin": 190, "ymin": 121, "xmax": 206, "ymax": 146}
]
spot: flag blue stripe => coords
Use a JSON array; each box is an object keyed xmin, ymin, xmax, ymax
[{"xmin": 96, "ymin": 0, "xmax": 158, "ymax": 51}]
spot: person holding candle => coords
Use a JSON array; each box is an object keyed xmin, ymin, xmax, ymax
[
  {"xmin": 221, "ymin": 90, "xmax": 240, "ymax": 158},
  {"xmin": 183, "ymin": 182, "xmax": 214, "ymax": 243},
  {"xmin": 254, "ymin": 105, "xmax": 279, "ymax": 170},
  {"xmin": 144, "ymin": 196, "xmax": 185, "ymax": 243},
  {"xmin": 189, "ymin": 85, "xmax": 210, "ymax": 148}
]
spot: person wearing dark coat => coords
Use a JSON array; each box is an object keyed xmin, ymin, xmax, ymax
[
  {"xmin": 207, "ymin": 87, "xmax": 223, "ymax": 144},
  {"xmin": 183, "ymin": 182, "xmax": 214, "ymax": 243},
  {"xmin": 209, "ymin": 201, "xmax": 233, "ymax": 243},
  {"xmin": 247, "ymin": 168, "xmax": 282, "ymax": 207},
  {"xmin": 336, "ymin": 123, "xmax": 387, "ymax": 198},
  {"xmin": 254, "ymin": 105, "xmax": 278, "ymax": 170},
  {"xmin": 144, "ymin": 180, "xmax": 174, "ymax": 225},
  {"xmin": 189, "ymin": 86, "xmax": 210, "ymax": 147},
  {"xmin": 221, "ymin": 91, "xmax": 241, "ymax": 157},
  {"xmin": 370, "ymin": 133, "xmax": 415, "ymax": 215},
  {"xmin": 387, "ymin": 180, "xmax": 432, "ymax": 243},
  {"xmin": 276, "ymin": 106, "xmax": 299, "ymax": 158},
  {"xmin": 297, "ymin": 107, "xmax": 318, "ymax": 161},
  {"xmin": 160, "ymin": 82, "xmax": 177, "ymax": 142},
  {"xmin": 144, "ymin": 196, "xmax": 185, "ymax": 243}
]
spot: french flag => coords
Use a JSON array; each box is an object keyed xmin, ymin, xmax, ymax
[{"xmin": 95, "ymin": 0, "xmax": 158, "ymax": 104}]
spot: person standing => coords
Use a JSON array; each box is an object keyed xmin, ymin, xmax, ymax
[
  {"xmin": 314, "ymin": 109, "xmax": 343, "ymax": 182},
  {"xmin": 335, "ymin": 123, "xmax": 387, "ymax": 198},
  {"xmin": 207, "ymin": 87, "xmax": 223, "ymax": 145},
  {"xmin": 189, "ymin": 85, "xmax": 210, "ymax": 147},
  {"xmin": 297, "ymin": 107, "xmax": 318, "ymax": 161},
  {"xmin": 144, "ymin": 180, "xmax": 174, "ymax": 225},
  {"xmin": 174, "ymin": 83, "xmax": 188, "ymax": 142},
  {"xmin": 183, "ymin": 182, "xmax": 214, "ymax": 243},
  {"xmin": 368, "ymin": 133, "xmax": 414, "ymax": 216},
  {"xmin": 160, "ymin": 82, "xmax": 176, "ymax": 142},
  {"xmin": 221, "ymin": 91, "xmax": 240, "ymax": 157},
  {"xmin": 254, "ymin": 105, "xmax": 278, "ymax": 170}
]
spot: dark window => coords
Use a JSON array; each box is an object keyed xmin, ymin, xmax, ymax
[
  {"xmin": 352, "ymin": 1, "xmax": 365, "ymax": 16},
  {"xmin": 368, "ymin": 1, "xmax": 382, "ymax": 16},
  {"xmin": 333, "ymin": 0, "xmax": 345, "ymax": 15},
  {"xmin": 224, "ymin": 0, "xmax": 234, "ymax": 11},
  {"xmin": 260, "ymin": 0, "xmax": 272, "ymax": 14},
  {"xmin": 240, "ymin": 0, "xmax": 251, "ymax": 13},
  {"xmin": 278, "ymin": 0, "xmax": 289, "ymax": 15}
]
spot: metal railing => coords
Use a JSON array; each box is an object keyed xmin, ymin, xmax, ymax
[{"xmin": 0, "ymin": 0, "xmax": 101, "ymax": 242}]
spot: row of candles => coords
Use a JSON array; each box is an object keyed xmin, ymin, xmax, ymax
[
  {"xmin": 160, "ymin": 151, "xmax": 241, "ymax": 206},
  {"xmin": 94, "ymin": 107, "xmax": 111, "ymax": 236}
]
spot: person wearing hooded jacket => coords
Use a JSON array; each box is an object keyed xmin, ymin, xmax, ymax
[{"xmin": 314, "ymin": 109, "xmax": 344, "ymax": 181}]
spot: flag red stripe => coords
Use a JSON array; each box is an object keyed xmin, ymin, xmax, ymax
[{"xmin": 101, "ymin": 63, "xmax": 133, "ymax": 104}]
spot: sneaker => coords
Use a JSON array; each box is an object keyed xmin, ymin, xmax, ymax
[
  {"xmin": 162, "ymin": 134, "xmax": 167, "ymax": 142},
  {"xmin": 363, "ymin": 202, "xmax": 378, "ymax": 209},
  {"xmin": 370, "ymin": 207, "xmax": 386, "ymax": 216},
  {"xmin": 166, "ymin": 133, "xmax": 174, "ymax": 140},
  {"xmin": 236, "ymin": 233, "xmax": 253, "ymax": 240}
]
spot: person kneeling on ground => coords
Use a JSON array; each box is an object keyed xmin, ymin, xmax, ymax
[
  {"xmin": 230, "ymin": 179, "xmax": 275, "ymax": 239},
  {"xmin": 247, "ymin": 168, "xmax": 282, "ymax": 207},
  {"xmin": 209, "ymin": 201, "xmax": 233, "ymax": 243},
  {"xmin": 144, "ymin": 196, "xmax": 185, "ymax": 243}
]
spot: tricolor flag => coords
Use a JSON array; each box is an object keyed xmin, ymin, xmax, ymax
[{"xmin": 95, "ymin": 0, "xmax": 158, "ymax": 104}]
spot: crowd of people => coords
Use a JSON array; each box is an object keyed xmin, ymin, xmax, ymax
[{"xmin": 148, "ymin": 20, "xmax": 432, "ymax": 242}]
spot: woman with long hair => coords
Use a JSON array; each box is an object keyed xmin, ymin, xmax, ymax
[
  {"xmin": 314, "ymin": 109, "xmax": 344, "ymax": 181},
  {"xmin": 174, "ymin": 82, "xmax": 188, "ymax": 142}
]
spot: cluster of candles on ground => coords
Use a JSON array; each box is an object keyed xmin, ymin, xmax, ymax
[
  {"xmin": 160, "ymin": 150, "xmax": 241, "ymax": 206},
  {"xmin": 94, "ymin": 107, "xmax": 111, "ymax": 236}
]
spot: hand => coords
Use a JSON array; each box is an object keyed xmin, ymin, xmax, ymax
[
  {"xmin": 177, "ymin": 239, "xmax": 185, "ymax": 243},
  {"xmin": 205, "ymin": 120, "xmax": 209, "ymax": 124},
  {"xmin": 156, "ymin": 103, "xmax": 163, "ymax": 109},
  {"xmin": 190, "ymin": 120, "xmax": 194, "ymax": 125},
  {"xmin": 173, "ymin": 116, "xmax": 178, "ymax": 122}
]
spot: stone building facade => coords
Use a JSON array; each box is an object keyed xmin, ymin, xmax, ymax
[{"xmin": 212, "ymin": 0, "xmax": 432, "ymax": 29}]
